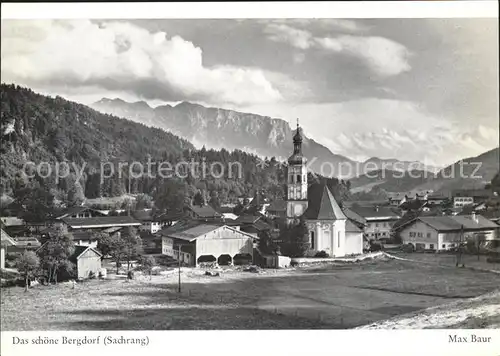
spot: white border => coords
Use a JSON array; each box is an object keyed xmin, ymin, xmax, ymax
[
  {"xmin": 1, "ymin": 330, "xmax": 500, "ymax": 356},
  {"xmin": 1, "ymin": 1, "xmax": 499, "ymax": 19},
  {"xmin": 1, "ymin": 2, "xmax": 499, "ymax": 356}
]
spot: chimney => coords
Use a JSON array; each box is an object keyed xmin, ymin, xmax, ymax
[
  {"xmin": 472, "ymin": 212, "xmax": 478, "ymax": 224},
  {"xmin": 375, "ymin": 206, "xmax": 379, "ymax": 212}
]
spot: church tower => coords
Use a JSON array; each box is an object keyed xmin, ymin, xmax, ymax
[{"xmin": 286, "ymin": 120, "xmax": 308, "ymax": 223}]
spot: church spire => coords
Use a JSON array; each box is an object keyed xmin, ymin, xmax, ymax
[{"xmin": 293, "ymin": 118, "xmax": 303, "ymax": 154}]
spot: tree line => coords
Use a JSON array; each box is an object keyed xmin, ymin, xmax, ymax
[{"xmin": 1, "ymin": 84, "xmax": 351, "ymax": 223}]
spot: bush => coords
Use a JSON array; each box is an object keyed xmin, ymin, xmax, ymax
[
  {"xmin": 486, "ymin": 257, "xmax": 500, "ymax": 264},
  {"xmin": 88, "ymin": 271, "xmax": 96, "ymax": 279},
  {"xmin": 401, "ymin": 243, "xmax": 415, "ymax": 253},
  {"xmin": 369, "ymin": 241, "xmax": 383, "ymax": 252},
  {"xmin": 314, "ymin": 250, "xmax": 329, "ymax": 258}
]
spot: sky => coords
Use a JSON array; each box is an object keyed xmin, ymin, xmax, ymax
[{"xmin": 1, "ymin": 18, "xmax": 498, "ymax": 167}]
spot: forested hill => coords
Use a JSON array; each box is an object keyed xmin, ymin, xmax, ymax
[{"xmin": 0, "ymin": 84, "xmax": 349, "ymax": 217}]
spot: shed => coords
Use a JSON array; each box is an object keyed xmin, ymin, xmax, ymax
[{"xmin": 69, "ymin": 245, "xmax": 103, "ymax": 279}]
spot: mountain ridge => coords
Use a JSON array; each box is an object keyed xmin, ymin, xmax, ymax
[{"xmin": 92, "ymin": 97, "xmax": 441, "ymax": 178}]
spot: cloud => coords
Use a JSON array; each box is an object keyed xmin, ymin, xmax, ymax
[
  {"xmin": 241, "ymin": 98, "xmax": 498, "ymax": 166},
  {"xmin": 264, "ymin": 23, "xmax": 411, "ymax": 77},
  {"xmin": 293, "ymin": 53, "xmax": 306, "ymax": 64},
  {"xmin": 315, "ymin": 36, "xmax": 411, "ymax": 77},
  {"xmin": 263, "ymin": 24, "xmax": 313, "ymax": 50},
  {"xmin": 1, "ymin": 20, "xmax": 284, "ymax": 106},
  {"xmin": 259, "ymin": 19, "xmax": 369, "ymax": 33}
]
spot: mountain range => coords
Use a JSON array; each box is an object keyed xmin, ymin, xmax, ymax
[
  {"xmin": 92, "ymin": 98, "xmax": 441, "ymax": 178},
  {"xmin": 1, "ymin": 84, "xmax": 497, "ymax": 202},
  {"xmin": 350, "ymin": 147, "xmax": 499, "ymax": 196}
]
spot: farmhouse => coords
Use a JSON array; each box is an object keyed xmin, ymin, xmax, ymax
[
  {"xmin": 452, "ymin": 189, "xmax": 496, "ymax": 208},
  {"xmin": 56, "ymin": 206, "xmax": 107, "ymax": 220},
  {"xmin": 185, "ymin": 205, "xmax": 223, "ymax": 220},
  {"xmin": 69, "ymin": 245, "xmax": 102, "ymax": 279},
  {"xmin": 61, "ymin": 216, "xmax": 141, "ymax": 229},
  {"xmin": 133, "ymin": 209, "xmax": 167, "ymax": 234},
  {"xmin": 397, "ymin": 213, "xmax": 499, "ymax": 251},
  {"xmin": 427, "ymin": 194, "xmax": 447, "ymax": 206},
  {"xmin": 56, "ymin": 216, "xmax": 142, "ymax": 247},
  {"xmin": 157, "ymin": 221, "xmax": 255, "ymax": 266},
  {"xmin": 349, "ymin": 206, "xmax": 401, "ymax": 241}
]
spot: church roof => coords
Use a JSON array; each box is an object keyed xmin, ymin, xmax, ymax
[{"xmin": 304, "ymin": 184, "xmax": 346, "ymax": 220}]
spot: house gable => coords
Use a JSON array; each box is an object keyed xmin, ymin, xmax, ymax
[{"xmin": 77, "ymin": 247, "xmax": 102, "ymax": 260}]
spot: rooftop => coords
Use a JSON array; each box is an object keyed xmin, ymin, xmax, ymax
[
  {"xmin": 267, "ymin": 200, "xmax": 287, "ymax": 212},
  {"xmin": 453, "ymin": 189, "xmax": 496, "ymax": 198},
  {"xmin": 234, "ymin": 215, "xmax": 262, "ymax": 224},
  {"xmin": 346, "ymin": 220, "xmax": 363, "ymax": 233},
  {"xmin": 62, "ymin": 216, "xmax": 141, "ymax": 228},
  {"xmin": 1, "ymin": 228, "xmax": 16, "ymax": 246},
  {"xmin": 188, "ymin": 205, "xmax": 222, "ymax": 218},
  {"xmin": 349, "ymin": 206, "xmax": 400, "ymax": 219},
  {"xmin": 69, "ymin": 245, "xmax": 102, "ymax": 263},
  {"xmin": 343, "ymin": 208, "xmax": 367, "ymax": 226},
  {"xmin": 304, "ymin": 184, "xmax": 346, "ymax": 220},
  {"xmin": 405, "ymin": 214, "xmax": 499, "ymax": 232},
  {"xmin": 157, "ymin": 220, "xmax": 224, "ymax": 242}
]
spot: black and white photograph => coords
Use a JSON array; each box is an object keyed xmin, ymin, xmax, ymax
[{"xmin": 0, "ymin": 1, "xmax": 499, "ymax": 354}]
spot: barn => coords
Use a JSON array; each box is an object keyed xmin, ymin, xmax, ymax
[
  {"xmin": 157, "ymin": 221, "xmax": 256, "ymax": 266},
  {"xmin": 69, "ymin": 246, "xmax": 102, "ymax": 279}
]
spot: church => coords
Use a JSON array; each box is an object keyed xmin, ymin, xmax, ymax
[{"xmin": 285, "ymin": 122, "xmax": 364, "ymax": 257}]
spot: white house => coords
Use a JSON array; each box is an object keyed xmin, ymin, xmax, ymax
[
  {"xmin": 1, "ymin": 228, "xmax": 16, "ymax": 269},
  {"xmin": 349, "ymin": 206, "xmax": 401, "ymax": 241},
  {"xmin": 285, "ymin": 123, "xmax": 363, "ymax": 257},
  {"xmin": 397, "ymin": 213, "xmax": 499, "ymax": 252}
]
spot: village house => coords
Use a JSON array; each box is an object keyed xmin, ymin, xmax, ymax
[
  {"xmin": 50, "ymin": 216, "xmax": 142, "ymax": 247},
  {"xmin": 266, "ymin": 200, "xmax": 287, "ymax": 219},
  {"xmin": 387, "ymin": 190, "xmax": 431, "ymax": 207},
  {"xmin": 231, "ymin": 214, "xmax": 272, "ymax": 239},
  {"xmin": 0, "ymin": 216, "xmax": 26, "ymax": 236},
  {"xmin": 185, "ymin": 204, "xmax": 223, "ymax": 220},
  {"xmin": 55, "ymin": 206, "xmax": 107, "ymax": 220},
  {"xmin": 452, "ymin": 189, "xmax": 496, "ymax": 208},
  {"xmin": 387, "ymin": 193, "xmax": 407, "ymax": 207},
  {"xmin": 427, "ymin": 194, "xmax": 448, "ymax": 206},
  {"xmin": 285, "ymin": 123, "xmax": 364, "ymax": 256},
  {"xmin": 133, "ymin": 209, "xmax": 167, "ymax": 234},
  {"xmin": 397, "ymin": 213, "xmax": 499, "ymax": 252},
  {"xmin": 400, "ymin": 199, "xmax": 429, "ymax": 214},
  {"xmin": 157, "ymin": 220, "xmax": 255, "ymax": 266},
  {"xmin": 7, "ymin": 236, "xmax": 41, "ymax": 253},
  {"xmin": 1, "ymin": 227, "xmax": 16, "ymax": 269},
  {"xmin": 349, "ymin": 205, "xmax": 401, "ymax": 241}
]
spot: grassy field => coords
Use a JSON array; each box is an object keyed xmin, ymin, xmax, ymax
[{"xmin": 1, "ymin": 258, "xmax": 499, "ymax": 330}]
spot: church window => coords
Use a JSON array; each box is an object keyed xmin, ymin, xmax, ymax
[
  {"xmin": 338, "ymin": 231, "xmax": 340, "ymax": 248},
  {"xmin": 310, "ymin": 231, "xmax": 315, "ymax": 249}
]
